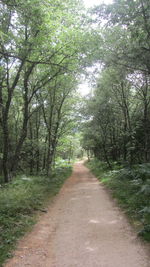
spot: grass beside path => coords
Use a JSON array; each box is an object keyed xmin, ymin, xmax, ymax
[
  {"xmin": 0, "ymin": 166, "xmax": 72, "ymax": 266},
  {"xmin": 86, "ymin": 159, "xmax": 150, "ymax": 242}
]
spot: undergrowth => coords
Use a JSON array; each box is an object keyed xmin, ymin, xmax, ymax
[
  {"xmin": 86, "ymin": 158, "xmax": 150, "ymax": 242},
  {"xmin": 0, "ymin": 166, "xmax": 72, "ymax": 266}
]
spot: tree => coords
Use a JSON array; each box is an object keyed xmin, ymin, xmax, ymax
[
  {"xmin": 92, "ymin": 0, "xmax": 150, "ymax": 73},
  {"xmin": 81, "ymin": 66, "xmax": 150, "ymax": 166},
  {"xmin": 81, "ymin": 0, "xmax": 150, "ymax": 166},
  {"xmin": 0, "ymin": 0, "xmax": 96, "ymax": 182}
]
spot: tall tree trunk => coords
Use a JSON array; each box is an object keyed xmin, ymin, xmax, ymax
[
  {"xmin": 2, "ymin": 83, "xmax": 13, "ymax": 182},
  {"xmin": 142, "ymin": 75, "xmax": 149, "ymax": 162},
  {"xmin": 29, "ymin": 119, "xmax": 34, "ymax": 175},
  {"xmin": 35, "ymin": 111, "xmax": 40, "ymax": 174},
  {"xmin": 10, "ymin": 63, "xmax": 35, "ymax": 174},
  {"xmin": 2, "ymin": 120, "xmax": 9, "ymax": 182},
  {"xmin": 102, "ymin": 144, "xmax": 112, "ymax": 170},
  {"xmin": 46, "ymin": 134, "xmax": 51, "ymax": 176},
  {"xmin": 42, "ymin": 136, "xmax": 47, "ymax": 170}
]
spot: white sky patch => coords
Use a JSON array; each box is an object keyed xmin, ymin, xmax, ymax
[
  {"xmin": 78, "ymin": 81, "xmax": 92, "ymax": 96},
  {"xmin": 78, "ymin": 64, "xmax": 103, "ymax": 97},
  {"xmin": 83, "ymin": 0, "xmax": 113, "ymax": 8}
]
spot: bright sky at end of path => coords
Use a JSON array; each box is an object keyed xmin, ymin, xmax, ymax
[{"xmin": 83, "ymin": 0, "xmax": 113, "ymax": 8}]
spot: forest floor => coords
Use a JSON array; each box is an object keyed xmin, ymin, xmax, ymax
[{"xmin": 5, "ymin": 162, "xmax": 150, "ymax": 267}]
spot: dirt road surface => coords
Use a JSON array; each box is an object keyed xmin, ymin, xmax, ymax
[{"xmin": 5, "ymin": 162, "xmax": 150, "ymax": 267}]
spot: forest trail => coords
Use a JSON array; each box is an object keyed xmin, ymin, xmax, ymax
[{"xmin": 5, "ymin": 162, "xmax": 150, "ymax": 267}]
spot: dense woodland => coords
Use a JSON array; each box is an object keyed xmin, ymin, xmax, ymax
[
  {"xmin": 82, "ymin": 0, "xmax": 150, "ymax": 167},
  {"xmin": 0, "ymin": 0, "xmax": 150, "ymax": 185},
  {"xmin": 0, "ymin": 0, "xmax": 150, "ymax": 263},
  {"xmin": 1, "ymin": 0, "xmax": 149, "ymax": 183},
  {"xmin": 0, "ymin": 0, "xmax": 96, "ymax": 182}
]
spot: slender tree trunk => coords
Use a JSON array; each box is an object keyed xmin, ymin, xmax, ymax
[
  {"xmin": 102, "ymin": 144, "xmax": 112, "ymax": 170},
  {"xmin": 2, "ymin": 121, "xmax": 9, "ymax": 182},
  {"xmin": 123, "ymin": 121, "xmax": 127, "ymax": 162},
  {"xmin": 10, "ymin": 91, "xmax": 29, "ymax": 173},
  {"xmin": 35, "ymin": 110, "xmax": 40, "ymax": 174},
  {"xmin": 10, "ymin": 64, "xmax": 35, "ymax": 174},
  {"xmin": 2, "ymin": 87, "xmax": 13, "ymax": 182},
  {"xmin": 29, "ymin": 120, "xmax": 34, "ymax": 175},
  {"xmin": 142, "ymin": 76, "xmax": 149, "ymax": 162},
  {"xmin": 46, "ymin": 134, "xmax": 51, "ymax": 176},
  {"xmin": 42, "ymin": 136, "xmax": 47, "ymax": 170}
]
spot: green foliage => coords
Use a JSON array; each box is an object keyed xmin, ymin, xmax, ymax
[
  {"xmin": 0, "ymin": 0, "xmax": 93, "ymax": 181},
  {"xmin": 0, "ymin": 166, "xmax": 72, "ymax": 266},
  {"xmin": 87, "ymin": 159, "xmax": 150, "ymax": 242},
  {"xmin": 55, "ymin": 158, "xmax": 73, "ymax": 168},
  {"xmin": 85, "ymin": 158, "xmax": 108, "ymax": 178},
  {"xmin": 57, "ymin": 132, "xmax": 84, "ymax": 161},
  {"xmin": 82, "ymin": 0, "xmax": 150, "ymax": 167}
]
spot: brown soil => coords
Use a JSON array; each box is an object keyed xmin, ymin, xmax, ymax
[{"xmin": 5, "ymin": 162, "xmax": 150, "ymax": 267}]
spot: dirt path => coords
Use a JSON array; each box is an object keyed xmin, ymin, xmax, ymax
[{"xmin": 5, "ymin": 162, "xmax": 150, "ymax": 267}]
